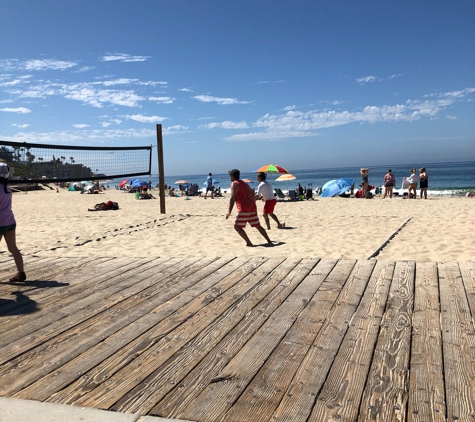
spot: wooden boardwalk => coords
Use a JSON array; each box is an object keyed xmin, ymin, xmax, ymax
[{"xmin": 1, "ymin": 256, "xmax": 474, "ymax": 422}]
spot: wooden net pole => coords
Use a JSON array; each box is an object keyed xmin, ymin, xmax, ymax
[{"xmin": 156, "ymin": 124, "xmax": 166, "ymax": 214}]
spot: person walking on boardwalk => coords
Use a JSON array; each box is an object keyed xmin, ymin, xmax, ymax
[
  {"xmin": 226, "ymin": 168, "xmax": 273, "ymax": 247},
  {"xmin": 256, "ymin": 172, "xmax": 285, "ymax": 230},
  {"xmin": 0, "ymin": 162, "xmax": 26, "ymax": 282},
  {"xmin": 204, "ymin": 172, "xmax": 214, "ymax": 199}
]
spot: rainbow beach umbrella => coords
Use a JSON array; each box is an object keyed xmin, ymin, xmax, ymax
[{"xmin": 254, "ymin": 164, "xmax": 289, "ymax": 174}]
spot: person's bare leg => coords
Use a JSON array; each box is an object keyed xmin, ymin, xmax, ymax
[
  {"xmin": 234, "ymin": 227, "xmax": 253, "ymax": 246},
  {"xmin": 3, "ymin": 230, "xmax": 24, "ymax": 273},
  {"xmin": 383, "ymin": 188, "xmax": 387, "ymax": 199},
  {"xmin": 255, "ymin": 226, "xmax": 272, "ymax": 244},
  {"xmin": 269, "ymin": 213, "xmax": 283, "ymax": 228},
  {"xmin": 263, "ymin": 213, "xmax": 271, "ymax": 229}
]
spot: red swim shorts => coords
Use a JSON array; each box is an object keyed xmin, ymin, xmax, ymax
[
  {"xmin": 234, "ymin": 210, "xmax": 260, "ymax": 228},
  {"xmin": 263, "ymin": 198, "xmax": 277, "ymax": 214}
]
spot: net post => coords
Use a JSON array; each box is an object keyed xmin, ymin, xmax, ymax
[{"xmin": 156, "ymin": 124, "xmax": 166, "ymax": 214}]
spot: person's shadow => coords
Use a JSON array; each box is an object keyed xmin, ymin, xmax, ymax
[{"xmin": 0, "ymin": 280, "xmax": 69, "ymax": 316}]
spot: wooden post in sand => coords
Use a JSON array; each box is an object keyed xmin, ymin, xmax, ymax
[{"xmin": 156, "ymin": 124, "xmax": 166, "ymax": 214}]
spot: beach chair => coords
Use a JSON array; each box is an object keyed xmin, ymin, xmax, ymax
[
  {"xmin": 305, "ymin": 184, "xmax": 313, "ymax": 200},
  {"xmin": 274, "ymin": 188, "xmax": 286, "ymax": 200},
  {"xmin": 288, "ymin": 189, "xmax": 299, "ymax": 201}
]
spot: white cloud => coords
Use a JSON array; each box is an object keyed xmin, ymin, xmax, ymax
[
  {"xmin": 356, "ymin": 74, "xmax": 403, "ymax": 84},
  {"xmin": 0, "ymin": 107, "xmax": 31, "ymax": 113},
  {"xmin": 258, "ymin": 80, "xmax": 284, "ymax": 84},
  {"xmin": 282, "ymin": 105, "xmax": 296, "ymax": 111},
  {"xmin": 355, "ymin": 76, "xmax": 379, "ymax": 84},
  {"xmin": 74, "ymin": 66, "xmax": 95, "ymax": 73},
  {"xmin": 6, "ymin": 78, "xmax": 174, "ymax": 108},
  {"xmin": 224, "ymin": 89, "xmax": 474, "ymax": 142},
  {"xmin": 148, "ymin": 96, "xmax": 175, "ymax": 104},
  {"xmin": 193, "ymin": 94, "xmax": 252, "ymax": 105},
  {"xmin": 62, "ymin": 86, "xmax": 143, "ymax": 108},
  {"xmin": 199, "ymin": 121, "xmax": 249, "ymax": 129},
  {"xmin": 446, "ymin": 115, "xmax": 458, "ymax": 120},
  {"xmin": 101, "ymin": 53, "xmax": 151, "ymax": 62},
  {"xmin": 124, "ymin": 114, "xmax": 168, "ymax": 123},
  {"xmin": 12, "ymin": 123, "xmax": 30, "ymax": 128},
  {"xmin": 0, "ymin": 59, "xmax": 78, "ymax": 71},
  {"xmin": 164, "ymin": 125, "xmax": 189, "ymax": 133},
  {"xmin": 73, "ymin": 124, "xmax": 90, "ymax": 128},
  {"xmin": 225, "ymin": 131, "xmax": 314, "ymax": 142},
  {"xmin": 102, "ymin": 78, "xmax": 139, "ymax": 86},
  {"xmin": 0, "ymin": 79, "xmax": 30, "ymax": 87},
  {"xmin": 179, "ymin": 88, "xmax": 193, "ymax": 92}
]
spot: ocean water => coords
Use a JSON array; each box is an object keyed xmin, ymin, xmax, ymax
[{"xmin": 113, "ymin": 161, "xmax": 475, "ymax": 197}]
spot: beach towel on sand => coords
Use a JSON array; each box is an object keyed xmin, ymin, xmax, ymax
[{"xmin": 88, "ymin": 201, "xmax": 119, "ymax": 211}]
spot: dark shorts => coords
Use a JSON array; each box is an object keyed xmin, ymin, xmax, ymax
[
  {"xmin": 206, "ymin": 186, "xmax": 213, "ymax": 192},
  {"xmin": 0, "ymin": 223, "xmax": 16, "ymax": 235},
  {"xmin": 384, "ymin": 182, "xmax": 394, "ymax": 187}
]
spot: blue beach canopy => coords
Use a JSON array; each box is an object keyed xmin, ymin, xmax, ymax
[
  {"xmin": 129, "ymin": 179, "xmax": 148, "ymax": 188},
  {"xmin": 321, "ymin": 178, "xmax": 355, "ymax": 197}
]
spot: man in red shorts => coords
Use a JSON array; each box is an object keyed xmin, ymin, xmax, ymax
[
  {"xmin": 256, "ymin": 172, "xmax": 285, "ymax": 230},
  {"xmin": 225, "ymin": 169, "xmax": 273, "ymax": 247}
]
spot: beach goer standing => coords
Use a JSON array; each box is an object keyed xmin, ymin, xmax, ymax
[
  {"xmin": 382, "ymin": 169, "xmax": 396, "ymax": 199},
  {"xmin": 404, "ymin": 168, "xmax": 419, "ymax": 199},
  {"xmin": 226, "ymin": 169, "xmax": 273, "ymax": 247},
  {"xmin": 256, "ymin": 172, "xmax": 284, "ymax": 230},
  {"xmin": 204, "ymin": 172, "xmax": 214, "ymax": 199},
  {"xmin": 360, "ymin": 168, "xmax": 370, "ymax": 198},
  {"xmin": 419, "ymin": 167, "xmax": 428, "ymax": 199},
  {"xmin": 0, "ymin": 162, "xmax": 26, "ymax": 282}
]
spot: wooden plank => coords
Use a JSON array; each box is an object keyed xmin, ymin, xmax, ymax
[
  {"xmin": 55, "ymin": 258, "xmax": 287, "ymax": 410},
  {"xmin": 407, "ymin": 261, "xmax": 446, "ymax": 421},
  {"xmin": 357, "ymin": 260, "xmax": 415, "ymax": 421},
  {"xmin": 270, "ymin": 259, "xmax": 372, "ymax": 422},
  {"xmin": 307, "ymin": 260, "xmax": 395, "ymax": 422},
  {"xmin": 203, "ymin": 259, "xmax": 338, "ymax": 422},
  {"xmin": 45, "ymin": 257, "xmax": 268, "ymax": 406},
  {"xmin": 13, "ymin": 257, "xmax": 260, "ymax": 402},
  {"xmin": 0, "ymin": 257, "xmax": 224, "ymax": 394},
  {"xmin": 172, "ymin": 259, "xmax": 321, "ymax": 422},
  {"xmin": 460, "ymin": 261, "xmax": 475, "ymax": 326},
  {"xmin": 153, "ymin": 259, "xmax": 337, "ymax": 419},
  {"xmin": 0, "ymin": 257, "xmax": 136, "ymax": 321},
  {"xmin": 0, "ymin": 257, "xmax": 179, "ymax": 353},
  {"xmin": 438, "ymin": 262, "xmax": 475, "ymax": 422}
]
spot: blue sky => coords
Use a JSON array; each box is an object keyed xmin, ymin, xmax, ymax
[{"xmin": 1, "ymin": 0, "xmax": 474, "ymax": 176}]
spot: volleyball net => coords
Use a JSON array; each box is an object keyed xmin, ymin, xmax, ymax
[{"xmin": 0, "ymin": 140, "xmax": 152, "ymax": 184}]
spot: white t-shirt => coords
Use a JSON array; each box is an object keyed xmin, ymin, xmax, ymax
[
  {"xmin": 406, "ymin": 174, "xmax": 420, "ymax": 184},
  {"xmin": 257, "ymin": 180, "xmax": 275, "ymax": 201}
]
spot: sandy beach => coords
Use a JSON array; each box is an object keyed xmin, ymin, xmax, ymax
[{"xmin": 5, "ymin": 187, "xmax": 474, "ymax": 263}]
